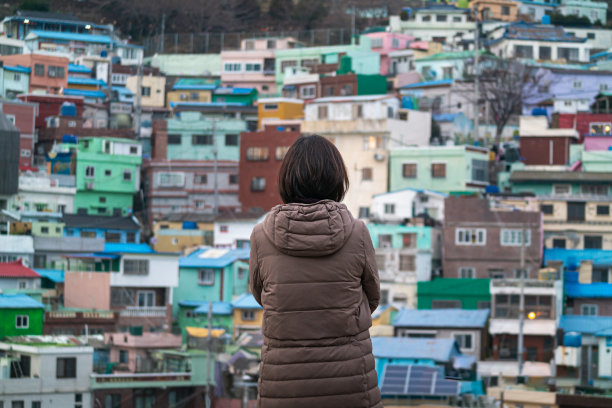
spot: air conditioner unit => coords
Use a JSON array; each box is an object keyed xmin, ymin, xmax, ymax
[
  {"xmin": 419, "ymin": 195, "xmax": 429, "ymax": 203},
  {"xmin": 86, "ymin": 182, "xmax": 95, "ymax": 190},
  {"xmin": 374, "ymin": 153, "xmax": 385, "ymax": 161}
]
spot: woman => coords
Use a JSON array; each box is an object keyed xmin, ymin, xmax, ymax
[{"xmin": 249, "ymin": 134, "xmax": 382, "ymax": 408}]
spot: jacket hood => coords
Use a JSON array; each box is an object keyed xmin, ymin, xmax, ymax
[{"xmin": 262, "ymin": 200, "xmax": 356, "ymax": 257}]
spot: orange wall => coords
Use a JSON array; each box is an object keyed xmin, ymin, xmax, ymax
[
  {"xmin": 471, "ymin": 0, "xmax": 519, "ymax": 22},
  {"xmin": 258, "ymin": 101, "xmax": 304, "ymax": 129},
  {"xmin": 0, "ymin": 54, "xmax": 69, "ymax": 94},
  {"xmin": 64, "ymin": 271, "xmax": 110, "ymax": 309}
]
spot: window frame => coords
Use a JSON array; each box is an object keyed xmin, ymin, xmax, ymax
[
  {"xmin": 402, "ymin": 163, "xmax": 417, "ymax": 178},
  {"xmin": 56, "ymin": 357, "xmax": 77, "ymax": 379},
  {"xmin": 455, "ymin": 228, "xmax": 486, "ymax": 246},
  {"xmin": 580, "ymin": 304, "xmax": 598, "ymax": 316},
  {"xmin": 453, "ymin": 332, "xmax": 474, "ymax": 351},
  {"xmin": 15, "ymin": 314, "xmax": 29, "ymax": 329},
  {"xmin": 500, "ymin": 229, "xmax": 532, "ymax": 247},
  {"xmin": 431, "ymin": 162, "xmax": 447, "ymax": 178},
  {"xmin": 458, "ymin": 267, "xmax": 475, "ymax": 279},
  {"xmin": 198, "ymin": 269, "xmax": 215, "ymax": 286}
]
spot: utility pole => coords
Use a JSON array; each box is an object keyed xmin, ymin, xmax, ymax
[
  {"xmin": 108, "ymin": 24, "xmax": 114, "ymax": 127},
  {"xmin": 473, "ymin": 10, "xmax": 480, "ymax": 146},
  {"xmin": 517, "ymin": 225, "xmax": 526, "ymax": 379},
  {"xmin": 351, "ymin": 6, "xmax": 356, "ymax": 44},
  {"xmin": 160, "ymin": 13, "xmax": 166, "ymax": 53},
  {"xmin": 212, "ymin": 119, "xmax": 219, "ymax": 215},
  {"xmin": 205, "ymin": 301, "xmax": 212, "ymax": 408},
  {"xmin": 134, "ymin": 55, "xmax": 143, "ymax": 139}
]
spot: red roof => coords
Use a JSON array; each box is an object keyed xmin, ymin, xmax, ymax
[{"xmin": 0, "ymin": 260, "xmax": 40, "ymax": 278}]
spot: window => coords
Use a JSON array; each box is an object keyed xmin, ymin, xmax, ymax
[
  {"xmin": 300, "ymin": 85, "xmax": 316, "ymax": 98},
  {"xmin": 442, "ymin": 66, "xmax": 453, "ymax": 80},
  {"xmin": 581, "ymin": 185, "xmax": 609, "ymax": 196},
  {"xmin": 567, "ymin": 202, "xmax": 585, "ymax": 221},
  {"xmin": 359, "ymin": 207, "xmax": 370, "ymax": 218},
  {"xmin": 402, "ymin": 233, "xmax": 416, "ymax": 248},
  {"xmin": 477, "ymin": 301, "xmax": 491, "ymax": 309},
  {"xmin": 370, "ymin": 38, "xmax": 383, "ymax": 48},
  {"xmin": 585, "ymin": 235, "xmax": 603, "ymax": 249},
  {"xmin": 324, "ymin": 85, "xmax": 335, "ymax": 96},
  {"xmin": 392, "ymin": 38, "xmax": 400, "ymax": 48},
  {"xmin": 32, "ymin": 402, "xmax": 41, "ymax": 408},
  {"xmin": 34, "ymin": 63, "xmax": 44, "ymax": 76},
  {"xmin": 515, "ymin": 45, "xmax": 533, "ymax": 59},
  {"xmin": 318, "ymin": 105, "xmax": 328, "ymax": 119},
  {"xmin": 422, "ymin": 15, "xmax": 431, "ymax": 22},
  {"xmin": 488, "ymin": 269, "xmax": 505, "ymax": 279},
  {"xmin": 501, "ymin": 5, "xmax": 510, "ymax": 15},
  {"xmin": 229, "ymin": 174, "xmax": 239, "ymax": 185},
  {"xmin": 246, "ymin": 147, "xmax": 269, "ymax": 161},
  {"xmin": 454, "ymin": 333, "xmax": 473, "ymax": 350},
  {"xmin": 12, "ymin": 403, "xmax": 24, "ymax": 408},
  {"xmin": 456, "ymin": 228, "xmax": 486, "ymax": 245},
  {"xmin": 220, "ymin": 225, "xmax": 228, "ymax": 233},
  {"xmin": 47, "ymin": 65, "xmax": 65, "ymax": 78},
  {"xmin": 494, "ymin": 294, "xmax": 520, "ymax": 318},
  {"xmin": 40, "ymin": 226, "xmax": 49, "ymax": 234},
  {"xmin": 20, "ymin": 149, "xmax": 31, "ymax": 157},
  {"xmin": 15, "ymin": 315, "xmax": 29, "ymax": 328},
  {"xmin": 541, "ymin": 204, "xmax": 553, "ymax": 215},
  {"xmin": 18, "ymin": 280, "xmax": 27, "ymax": 289},
  {"xmin": 192, "ymin": 134, "xmax": 213, "ymax": 145},
  {"xmin": 590, "ymin": 122, "xmax": 612, "ymax": 135},
  {"xmin": 472, "ymin": 160, "xmax": 489, "ymax": 182},
  {"xmin": 275, "ymin": 146, "xmax": 290, "ymax": 161},
  {"xmin": 500, "ymin": 229, "xmax": 531, "ymax": 246},
  {"xmin": 245, "ymin": 63, "xmax": 262, "ymax": 72},
  {"xmin": 452, "ymin": 16, "xmax": 462, "ymax": 22},
  {"xmin": 553, "ymin": 184, "xmax": 571, "ymax": 195},
  {"xmin": 384, "ymin": 204, "xmax": 395, "ymax": 214},
  {"xmin": 75, "ymin": 393, "xmax": 82, "ymax": 408},
  {"xmin": 600, "ymin": 84, "xmax": 609, "ymax": 92},
  {"xmin": 137, "ymin": 290, "xmax": 155, "ymax": 307},
  {"xmin": 194, "ymin": 174, "xmax": 208, "ymax": 184},
  {"xmin": 559, "ymin": 48, "xmax": 579, "ymax": 62},
  {"xmin": 104, "ymin": 394, "xmax": 121, "ymax": 408},
  {"xmin": 524, "ymin": 295, "xmax": 553, "ymax": 318},
  {"xmin": 403, "ymin": 163, "xmax": 417, "ymax": 178},
  {"xmin": 587, "ymin": 32, "xmax": 596, "ymax": 40},
  {"xmin": 280, "ymin": 60, "xmax": 296, "ymax": 71},
  {"xmin": 123, "ymin": 170, "xmax": 132, "ymax": 182},
  {"xmin": 56, "ymin": 357, "xmax": 76, "ymax": 378},
  {"xmin": 242, "ymin": 310, "xmax": 256, "ymax": 321},
  {"xmin": 362, "ymin": 167, "xmax": 373, "ymax": 181},
  {"xmin": 399, "ymin": 255, "xmax": 415, "ymax": 271},
  {"xmin": 378, "ymin": 234, "xmax": 392, "ymax": 248},
  {"xmin": 552, "ymin": 238, "xmax": 566, "ymax": 249},
  {"xmin": 237, "ymin": 267, "xmax": 247, "ymax": 280},
  {"xmin": 581, "ymin": 304, "xmax": 598, "ymax": 316},
  {"xmin": 224, "ymin": 133, "xmax": 239, "ymax": 147},
  {"xmin": 224, "ymin": 63, "xmax": 242, "ymax": 72},
  {"xmin": 167, "ymin": 133, "xmax": 181, "ymax": 145},
  {"xmin": 267, "ymin": 39, "xmax": 276, "ymax": 49},
  {"xmin": 353, "ymin": 104, "xmax": 363, "ymax": 118},
  {"xmin": 124, "ymin": 259, "xmax": 149, "ymax": 275},
  {"xmin": 364, "ymin": 136, "xmax": 384, "ymax": 150},
  {"xmin": 436, "ymin": 14, "xmax": 447, "ymax": 22},
  {"xmin": 597, "ymin": 205, "xmax": 610, "ymax": 216},
  {"xmin": 198, "ymin": 269, "xmax": 214, "ymax": 285},
  {"xmin": 251, "ymin": 177, "xmax": 266, "ymax": 191},
  {"xmin": 431, "ymin": 163, "xmax": 446, "ymax": 178},
  {"xmin": 103, "ymin": 232, "xmax": 121, "ymax": 243},
  {"xmin": 119, "ymin": 350, "xmax": 129, "ymax": 364},
  {"xmin": 85, "ymin": 166, "xmax": 95, "ymax": 178},
  {"xmin": 341, "ymin": 84, "xmax": 353, "ymax": 95},
  {"xmin": 432, "ymin": 300, "xmax": 461, "ymax": 309},
  {"xmin": 459, "ymin": 267, "xmax": 475, "ymax": 279},
  {"xmin": 158, "ymin": 172, "xmax": 184, "ymax": 187},
  {"xmin": 127, "ymin": 232, "xmax": 136, "ymax": 243}
]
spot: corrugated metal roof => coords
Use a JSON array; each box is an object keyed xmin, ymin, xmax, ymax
[
  {"xmin": 178, "ymin": 300, "xmax": 233, "ymax": 315},
  {"xmin": 0, "ymin": 294, "xmax": 44, "ymax": 309},
  {"xmin": 393, "ymin": 308, "xmax": 490, "ymax": 328},
  {"xmin": 401, "ymin": 79, "xmax": 453, "ymax": 89},
  {"xmin": 102, "ymin": 243, "xmax": 154, "ymax": 254},
  {"xmin": 510, "ymin": 170, "xmax": 612, "ymax": 183},
  {"xmin": 565, "ymin": 283, "xmax": 612, "ymax": 298},
  {"xmin": 371, "ymin": 337, "xmax": 460, "ymax": 362},
  {"xmin": 4, "ymin": 65, "xmax": 30, "ymax": 73},
  {"xmin": 68, "ymin": 64, "xmax": 92, "ymax": 73},
  {"xmin": 67, "ymin": 77, "xmax": 107, "ymax": 87},
  {"xmin": 502, "ymin": 22, "xmax": 586, "ymax": 43},
  {"xmin": 545, "ymin": 249, "xmax": 612, "ymax": 270},
  {"xmin": 0, "ymin": 261, "xmax": 40, "ymax": 278},
  {"xmin": 559, "ymin": 315, "xmax": 612, "ymax": 335},
  {"xmin": 63, "ymin": 88, "xmax": 106, "ymax": 98},
  {"xmin": 28, "ymin": 30, "xmax": 111, "ymax": 44},
  {"xmin": 231, "ymin": 293, "xmax": 262, "ymax": 310},
  {"xmin": 63, "ymin": 214, "xmax": 139, "ymax": 230},
  {"xmin": 213, "ymin": 87, "xmax": 256, "ymax": 95},
  {"xmin": 35, "ymin": 269, "xmax": 64, "ymax": 283},
  {"xmin": 179, "ymin": 248, "xmax": 249, "ymax": 268}
]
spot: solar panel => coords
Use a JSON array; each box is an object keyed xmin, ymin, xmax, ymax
[{"xmin": 380, "ymin": 364, "xmax": 461, "ymax": 397}]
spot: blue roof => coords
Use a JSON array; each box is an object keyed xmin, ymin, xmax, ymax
[
  {"xmin": 393, "ymin": 308, "xmax": 490, "ymax": 328},
  {"xmin": 68, "ymin": 64, "xmax": 92, "ymax": 74},
  {"xmin": 172, "ymin": 79, "xmax": 217, "ymax": 91},
  {"xmin": 401, "ymin": 79, "xmax": 453, "ymax": 89},
  {"xmin": 67, "ymin": 77, "xmax": 107, "ymax": 87},
  {"xmin": 501, "ymin": 22, "xmax": 587, "ymax": 43},
  {"xmin": 4, "ymin": 65, "xmax": 30, "ymax": 74},
  {"xmin": 179, "ymin": 248, "xmax": 250, "ymax": 268},
  {"xmin": 0, "ymin": 294, "xmax": 44, "ymax": 309},
  {"xmin": 545, "ymin": 249, "xmax": 612, "ymax": 270},
  {"xmin": 112, "ymin": 86, "xmax": 134, "ymax": 96},
  {"xmin": 231, "ymin": 293, "xmax": 262, "ymax": 309},
  {"xmin": 102, "ymin": 243, "xmax": 155, "ymax": 254},
  {"xmin": 63, "ymin": 88, "xmax": 107, "ymax": 98},
  {"xmin": 371, "ymin": 337, "xmax": 460, "ymax": 362},
  {"xmin": 28, "ymin": 30, "xmax": 111, "ymax": 44},
  {"xmin": 559, "ymin": 315, "xmax": 612, "ymax": 335},
  {"xmin": 214, "ymin": 87, "xmax": 256, "ymax": 95},
  {"xmin": 433, "ymin": 113, "xmax": 461, "ymax": 122},
  {"xmin": 34, "ymin": 269, "xmax": 65, "ymax": 283},
  {"xmin": 170, "ymin": 101, "xmax": 247, "ymax": 108},
  {"xmin": 177, "ymin": 300, "xmax": 233, "ymax": 315},
  {"xmin": 373, "ymin": 187, "xmax": 448, "ymax": 198}
]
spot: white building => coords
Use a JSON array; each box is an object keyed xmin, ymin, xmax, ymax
[
  {"xmin": 8, "ymin": 173, "xmax": 76, "ymax": 214},
  {"xmin": 558, "ymin": 0, "xmax": 608, "ymax": 24},
  {"xmin": 517, "ymin": 1, "xmax": 557, "ymax": 24},
  {"xmin": 389, "ymin": 4, "xmax": 473, "ymax": 45},
  {"xmin": 0, "ymin": 336, "xmax": 94, "ymax": 408},
  {"xmin": 563, "ymin": 27, "xmax": 612, "ymax": 52},
  {"xmin": 0, "ymin": 235, "xmax": 34, "ymax": 266},
  {"xmin": 371, "ymin": 188, "xmax": 447, "ymax": 223},
  {"xmin": 302, "ymin": 94, "xmax": 432, "ymax": 218},
  {"xmin": 213, "ymin": 213, "xmax": 264, "ymax": 249}
]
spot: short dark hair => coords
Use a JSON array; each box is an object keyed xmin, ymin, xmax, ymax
[{"xmin": 278, "ymin": 134, "xmax": 349, "ymax": 204}]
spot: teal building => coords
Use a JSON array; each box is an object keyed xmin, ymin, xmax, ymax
[
  {"xmin": 389, "ymin": 146, "xmax": 490, "ymax": 194},
  {"xmin": 173, "ymin": 248, "xmax": 250, "ymax": 317},
  {"xmin": 417, "ymin": 278, "xmax": 491, "ymax": 310},
  {"xmin": 0, "ymin": 65, "xmax": 30, "ymax": 99},
  {"xmin": 176, "ymin": 300, "xmax": 234, "ymax": 341},
  {"xmin": 71, "ymin": 137, "xmax": 142, "ymax": 216},
  {"xmin": 212, "ymin": 87, "xmax": 258, "ymax": 105}
]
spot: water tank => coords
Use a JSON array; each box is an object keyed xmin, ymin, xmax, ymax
[
  {"xmin": 541, "ymin": 15, "xmax": 551, "ymax": 25},
  {"xmin": 531, "ymin": 107, "xmax": 548, "ymax": 117},
  {"xmin": 564, "ymin": 332, "xmax": 582, "ymax": 347},
  {"xmin": 62, "ymin": 134, "xmax": 78, "ymax": 144},
  {"xmin": 60, "ymin": 102, "xmax": 77, "ymax": 117}
]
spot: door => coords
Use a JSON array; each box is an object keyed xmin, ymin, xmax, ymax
[{"xmin": 137, "ymin": 290, "xmax": 155, "ymax": 307}]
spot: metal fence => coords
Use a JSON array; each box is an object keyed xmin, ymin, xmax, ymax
[{"xmin": 142, "ymin": 28, "xmax": 359, "ymax": 56}]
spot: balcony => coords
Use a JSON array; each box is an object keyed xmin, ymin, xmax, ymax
[
  {"xmin": 91, "ymin": 372, "xmax": 192, "ymax": 390},
  {"xmin": 120, "ymin": 306, "xmax": 167, "ymax": 318}
]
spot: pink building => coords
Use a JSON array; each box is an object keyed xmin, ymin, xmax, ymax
[
  {"xmin": 364, "ymin": 32, "xmax": 415, "ymax": 76},
  {"xmin": 221, "ymin": 37, "xmax": 298, "ymax": 95},
  {"xmin": 105, "ymin": 332, "xmax": 182, "ymax": 372}
]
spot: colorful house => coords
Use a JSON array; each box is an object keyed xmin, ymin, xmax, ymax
[
  {"xmin": 212, "ymin": 87, "xmax": 258, "ymax": 105},
  {"xmin": 63, "ymin": 213, "xmax": 141, "ymax": 243},
  {"xmin": 417, "ymin": 278, "xmax": 492, "ymax": 310},
  {"xmin": 174, "ymin": 248, "xmax": 250, "ymax": 312},
  {"xmin": 176, "ymin": 300, "xmax": 233, "ymax": 341},
  {"xmin": 0, "ymin": 260, "xmax": 41, "ymax": 290},
  {"xmin": 370, "ymin": 305, "xmax": 399, "ymax": 337},
  {"xmin": 0, "ymin": 53, "xmax": 68, "ymax": 94},
  {"xmin": 257, "ymin": 97, "xmax": 304, "ymax": 130},
  {"xmin": 0, "ymin": 64, "xmax": 30, "ymax": 99},
  {"xmin": 70, "ymin": 137, "xmax": 142, "ymax": 216},
  {"xmin": 363, "ymin": 32, "xmax": 415, "ymax": 76},
  {"xmin": 231, "ymin": 293, "xmax": 263, "ymax": 339},
  {"xmin": 0, "ymin": 294, "xmax": 44, "ymax": 337},
  {"xmin": 166, "ymin": 78, "xmax": 216, "ymax": 108}
]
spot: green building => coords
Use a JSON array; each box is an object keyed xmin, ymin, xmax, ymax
[
  {"xmin": 212, "ymin": 87, "xmax": 258, "ymax": 105},
  {"xmin": 417, "ymin": 278, "xmax": 491, "ymax": 310},
  {"xmin": 173, "ymin": 248, "xmax": 250, "ymax": 317},
  {"xmin": 166, "ymin": 108, "xmax": 257, "ymax": 161},
  {"xmin": 389, "ymin": 146, "xmax": 490, "ymax": 194},
  {"xmin": 176, "ymin": 301, "xmax": 234, "ymax": 341},
  {"xmin": 72, "ymin": 137, "xmax": 142, "ymax": 216},
  {"xmin": 0, "ymin": 294, "xmax": 44, "ymax": 337}
]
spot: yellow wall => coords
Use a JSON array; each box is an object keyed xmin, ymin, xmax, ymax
[
  {"xmin": 258, "ymin": 101, "xmax": 304, "ymax": 129},
  {"xmin": 471, "ymin": 0, "xmax": 519, "ymax": 22},
  {"xmin": 166, "ymin": 90, "xmax": 212, "ymax": 108},
  {"xmin": 126, "ymin": 75, "xmax": 166, "ymax": 107},
  {"xmin": 152, "ymin": 221, "xmax": 213, "ymax": 253},
  {"xmin": 233, "ymin": 308, "xmax": 263, "ymax": 339},
  {"xmin": 69, "ymin": 84, "xmax": 100, "ymax": 91}
]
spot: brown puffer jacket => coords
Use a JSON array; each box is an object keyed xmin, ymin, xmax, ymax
[{"xmin": 249, "ymin": 200, "xmax": 382, "ymax": 408}]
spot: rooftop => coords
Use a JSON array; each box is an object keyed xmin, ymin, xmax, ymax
[
  {"xmin": 0, "ymin": 260, "xmax": 40, "ymax": 279},
  {"xmin": 63, "ymin": 214, "xmax": 140, "ymax": 230},
  {"xmin": 371, "ymin": 337, "xmax": 461, "ymax": 362},
  {"xmin": 309, "ymin": 94, "xmax": 397, "ymax": 104},
  {"xmin": 34, "ymin": 269, "xmax": 64, "ymax": 283},
  {"xmin": 0, "ymin": 294, "xmax": 44, "ymax": 309},
  {"xmin": 393, "ymin": 308, "xmax": 490, "ymax": 328},
  {"xmin": 559, "ymin": 315, "xmax": 612, "ymax": 335},
  {"xmin": 178, "ymin": 300, "xmax": 233, "ymax": 315},
  {"xmin": 68, "ymin": 63, "xmax": 92, "ymax": 74},
  {"xmin": 401, "ymin": 79, "xmax": 453, "ymax": 89},
  {"xmin": 231, "ymin": 294, "xmax": 262, "ymax": 310},
  {"xmin": 179, "ymin": 248, "xmax": 250, "ymax": 268},
  {"xmin": 63, "ymin": 89, "xmax": 107, "ymax": 99},
  {"xmin": 417, "ymin": 50, "xmax": 488, "ymax": 62},
  {"xmin": 510, "ymin": 170, "xmax": 612, "ymax": 183},
  {"xmin": 102, "ymin": 243, "xmax": 155, "ymax": 254},
  {"xmin": 213, "ymin": 87, "xmax": 257, "ymax": 95},
  {"xmin": 500, "ymin": 22, "xmax": 586, "ymax": 43},
  {"xmin": 26, "ymin": 30, "xmax": 111, "ymax": 44},
  {"xmin": 171, "ymin": 78, "xmax": 219, "ymax": 91},
  {"xmin": 67, "ymin": 77, "xmax": 107, "ymax": 87}
]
